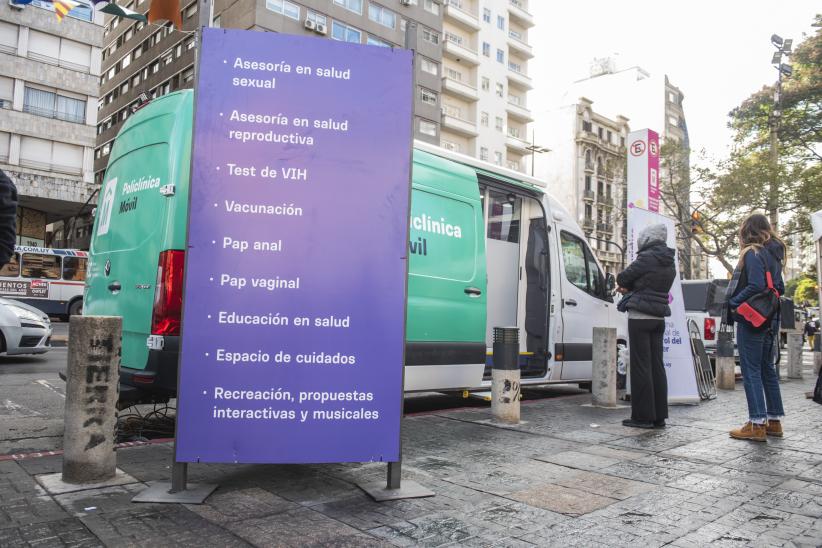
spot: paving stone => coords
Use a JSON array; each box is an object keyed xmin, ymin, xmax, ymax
[
  {"xmin": 599, "ymin": 459, "xmax": 691, "ymax": 485},
  {"xmin": 535, "ymin": 450, "xmax": 622, "ymax": 471},
  {"xmin": 0, "ymin": 517, "xmax": 101, "ymax": 547},
  {"xmin": 553, "ymin": 469, "xmax": 655, "ymax": 500},
  {"xmin": 0, "ymin": 461, "xmax": 69, "ymax": 529},
  {"xmin": 509, "ymin": 483, "xmax": 618, "ymax": 516},
  {"xmin": 54, "ymin": 484, "xmax": 150, "ymax": 517},
  {"xmin": 185, "ymin": 487, "xmax": 301, "ymax": 525}
]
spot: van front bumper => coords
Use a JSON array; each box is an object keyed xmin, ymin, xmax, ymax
[{"xmin": 119, "ymin": 336, "xmax": 179, "ymax": 405}]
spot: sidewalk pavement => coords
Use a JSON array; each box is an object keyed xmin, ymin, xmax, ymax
[{"xmin": 2, "ymin": 368, "xmax": 821, "ymax": 547}]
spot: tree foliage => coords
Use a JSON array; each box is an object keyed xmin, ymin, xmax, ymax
[{"xmin": 795, "ymin": 277, "xmax": 819, "ymax": 306}]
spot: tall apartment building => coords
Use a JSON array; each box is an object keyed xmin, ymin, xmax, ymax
[
  {"xmin": 563, "ymin": 62, "xmax": 709, "ymax": 279},
  {"xmin": 95, "ymin": 0, "xmax": 535, "ymax": 182},
  {"xmin": 532, "ymin": 98, "xmax": 629, "ymax": 274},
  {"xmin": 0, "ymin": 0, "xmax": 103, "ymax": 248},
  {"xmin": 440, "ymin": 0, "xmax": 533, "ymax": 172}
]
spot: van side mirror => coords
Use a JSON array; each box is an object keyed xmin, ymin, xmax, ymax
[{"xmin": 606, "ymin": 273, "xmax": 616, "ymax": 293}]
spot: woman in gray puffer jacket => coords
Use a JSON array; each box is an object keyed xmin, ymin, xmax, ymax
[{"xmin": 616, "ymin": 223, "xmax": 676, "ymax": 429}]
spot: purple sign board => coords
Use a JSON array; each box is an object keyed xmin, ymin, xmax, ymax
[{"xmin": 175, "ymin": 29, "xmax": 413, "ymax": 463}]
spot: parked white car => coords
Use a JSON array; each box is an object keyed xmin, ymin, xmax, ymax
[
  {"xmin": 682, "ymin": 279, "xmax": 735, "ymax": 367},
  {"xmin": 0, "ymin": 297, "xmax": 52, "ymax": 356}
]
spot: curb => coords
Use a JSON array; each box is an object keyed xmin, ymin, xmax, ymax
[{"xmin": 0, "ymin": 438, "xmax": 175, "ymax": 462}]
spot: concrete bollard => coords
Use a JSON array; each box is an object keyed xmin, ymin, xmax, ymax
[
  {"xmin": 591, "ymin": 327, "xmax": 617, "ymax": 407},
  {"xmin": 786, "ymin": 332, "xmax": 803, "ymax": 380},
  {"xmin": 62, "ymin": 316, "xmax": 121, "ymax": 484},
  {"xmin": 715, "ymin": 331, "xmax": 735, "ymax": 390},
  {"xmin": 491, "ymin": 327, "xmax": 520, "ymax": 424}
]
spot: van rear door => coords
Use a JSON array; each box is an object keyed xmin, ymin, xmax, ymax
[{"xmin": 85, "ymin": 96, "xmax": 191, "ymax": 375}]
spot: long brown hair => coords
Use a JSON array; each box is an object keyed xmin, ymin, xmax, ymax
[{"xmin": 737, "ymin": 213, "xmax": 786, "ymax": 269}]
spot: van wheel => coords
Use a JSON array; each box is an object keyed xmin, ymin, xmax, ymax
[
  {"xmin": 68, "ymin": 299, "xmax": 83, "ymax": 317},
  {"xmin": 578, "ymin": 382, "xmax": 592, "ymax": 392}
]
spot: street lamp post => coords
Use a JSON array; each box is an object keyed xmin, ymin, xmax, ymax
[
  {"xmin": 768, "ymin": 34, "xmax": 793, "ymax": 230},
  {"xmin": 525, "ymin": 130, "xmax": 550, "ymax": 177}
]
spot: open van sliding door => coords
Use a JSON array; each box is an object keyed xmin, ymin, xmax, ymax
[{"xmin": 478, "ymin": 177, "xmax": 550, "ymax": 380}]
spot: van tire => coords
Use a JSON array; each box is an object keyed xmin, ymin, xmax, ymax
[
  {"xmin": 68, "ymin": 299, "xmax": 83, "ymax": 317},
  {"xmin": 578, "ymin": 382, "xmax": 592, "ymax": 392}
]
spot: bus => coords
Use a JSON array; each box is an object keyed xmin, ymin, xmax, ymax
[{"xmin": 0, "ymin": 246, "xmax": 87, "ymax": 318}]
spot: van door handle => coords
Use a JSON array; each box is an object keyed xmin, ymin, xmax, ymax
[
  {"xmin": 564, "ymin": 299, "xmax": 578, "ymax": 307},
  {"xmin": 108, "ymin": 282, "xmax": 121, "ymax": 292},
  {"xmin": 464, "ymin": 287, "xmax": 482, "ymax": 296}
]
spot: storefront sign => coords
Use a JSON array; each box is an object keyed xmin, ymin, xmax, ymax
[{"xmin": 175, "ymin": 29, "xmax": 413, "ymax": 463}]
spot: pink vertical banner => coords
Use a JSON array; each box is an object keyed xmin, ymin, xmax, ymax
[{"xmin": 647, "ymin": 130, "xmax": 660, "ymax": 212}]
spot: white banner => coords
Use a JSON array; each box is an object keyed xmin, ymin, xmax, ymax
[{"xmin": 627, "ymin": 207, "xmax": 700, "ymax": 404}]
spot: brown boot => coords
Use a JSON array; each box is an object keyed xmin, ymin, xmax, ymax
[
  {"xmin": 729, "ymin": 422, "xmax": 766, "ymax": 442},
  {"xmin": 766, "ymin": 420, "xmax": 783, "ymax": 437}
]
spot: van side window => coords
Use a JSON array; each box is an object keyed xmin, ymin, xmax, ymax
[
  {"xmin": 486, "ymin": 190, "xmax": 521, "ymax": 243},
  {"xmin": 0, "ymin": 253, "xmax": 20, "ymax": 277},
  {"xmin": 560, "ymin": 233, "xmax": 588, "ymax": 291},
  {"xmin": 63, "ymin": 257, "xmax": 88, "ymax": 281},
  {"xmin": 22, "ymin": 253, "xmax": 62, "ymax": 280},
  {"xmin": 585, "ymin": 245, "xmax": 604, "ymax": 297}
]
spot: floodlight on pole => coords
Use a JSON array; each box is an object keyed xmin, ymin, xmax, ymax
[
  {"xmin": 526, "ymin": 130, "xmax": 550, "ymax": 177},
  {"xmin": 771, "ymin": 34, "xmax": 783, "ymax": 47},
  {"xmin": 771, "ymin": 51, "xmax": 782, "ymax": 65},
  {"xmin": 779, "ymin": 63, "xmax": 793, "ymax": 77},
  {"xmin": 782, "ymin": 39, "xmax": 792, "ymax": 53}
]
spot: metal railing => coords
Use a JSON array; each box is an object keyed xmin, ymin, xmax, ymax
[
  {"xmin": 597, "ymin": 223, "xmax": 614, "ymax": 234},
  {"xmin": 22, "ymin": 104, "xmax": 86, "ymax": 124},
  {"xmin": 583, "ymin": 190, "xmax": 595, "ymax": 201},
  {"xmin": 19, "ymin": 158, "xmax": 83, "ymax": 176}
]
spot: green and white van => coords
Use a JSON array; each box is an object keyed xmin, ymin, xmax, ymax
[{"xmin": 85, "ymin": 91, "xmax": 627, "ymax": 405}]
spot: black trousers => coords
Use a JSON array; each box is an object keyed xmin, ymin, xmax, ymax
[{"xmin": 628, "ymin": 319, "xmax": 668, "ymax": 422}]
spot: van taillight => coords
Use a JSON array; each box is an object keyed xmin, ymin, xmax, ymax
[
  {"xmin": 704, "ymin": 318, "xmax": 716, "ymax": 340},
  {"xmin": 151, "ymin": 250, "xmax": 185, "ymax": 336}
]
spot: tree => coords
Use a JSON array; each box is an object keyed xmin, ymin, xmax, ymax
[
  {"xmin": 795, "ymin": 277, "xmax": 820, "ymax": 306},
  {"xmin": 683, "ymin": 17, "xmax": 822, "ymax": 275}
]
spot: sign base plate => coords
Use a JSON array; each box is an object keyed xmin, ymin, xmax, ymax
[
  {"xmin": 357, "ymin": 480, "xmax": 434, "ymax": 502},
  {"xmin": 132, "ymin": 481, "xmax": 218, "ymax": 504}
]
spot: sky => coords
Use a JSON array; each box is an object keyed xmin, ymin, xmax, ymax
[{"xmin": 529, "ymin": 1, "xmax": 820, "ymax": 164}]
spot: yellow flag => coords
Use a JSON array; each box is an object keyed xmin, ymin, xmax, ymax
[{"xmin": 54, "ymin": 0, "xmax": 80, "ymax": 22}]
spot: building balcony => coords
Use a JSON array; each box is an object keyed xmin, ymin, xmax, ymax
[
  {"xmin": 597, "ymin": 195, "xmax": 614, "ymax": 207},
  {"xmin": 507, "ymin": 33, "xmax": 534, "ymax": 59},
  {"xmin": 443, "ymin": 37, "xmax": 479, "ymax": 66},
  {"xmin": 507, "ymin": 67, "xmax": 533, "ymax": 90},
  {"xmin": 583, "ymin": 189, "xmax": 595, "ymax": 202},
  {"xmin": 505, "ymin": 133, "xmax": 529, "ymax": 153},
  {"xmin": 508, "ymin": 0, "xmax": 535, "ymax": 28},
  {"xmin": 441, "ymin": 112, "xmax": 478, "ymax": 137},
  {"xmin": 597, "ymin": 223, "xmax": 614, "ymax": 235},
  {"xmin": 441, "ymin": 76, "xmax": 479, "ymax": 102},
  {"xmin": 505, "ymin": 99, "xmax": 533, "ymax": 123},
  {"xmin": 444, "ymin": 1, "xmax": 480, "ymax": 31},
  {"xmin": 582, "ymin": 218, "xmax": 595, "ymax": 232}
]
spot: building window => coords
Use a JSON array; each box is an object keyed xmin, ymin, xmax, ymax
[
  {"xmin": 423, "ymin": 0, "xmax": 440, "ymax": 15},
  {"xmin": 331, "ymin": 21, "xmax": 362, "ymax": 43},
  {"xmin": 497, "ymin": 15, "xmax": 505, "ymax": 30},
  {"xmin": 496, "ymin": 49, "xmax": 504, "ymax": 63},
  {"xmin": 481, "ymin": 77, "xmax": 490, "ymax": 91},
  {"xmin": 582, "ymin": 120, "xmax": 592, "ymax": 132},
  {"xmin": 482, "ymin": 8, "xmax": 491, "ymax": 22},
  {"xmin": 184, "ymin": 2, "xmax": 197, "ymax": 18},
  {"xmin": 367, "ymin": 36, "xmax": 391, "ymax": 47},
  {"xmin": 507, "ymin": 160, "xmax": 519, "ymax": 171},
  {"xmin": 494, "ymin": 151, "xmax": 503, "ymax": 166},
  {"xmin": 266, "ymin": 0, "xmax": 300, "ymax": 19},
  {"xmin": 668, "ymin": 115, "xmax": 679, "ymax": 127},
  {"xmin": 418, "ymin": 118, "xmax": 437, "ymax": 137},
  {"xmin": 495, "ymin": 116, "xmax": 504, "ymax": 132},
  {"xmin": 441, "ymin": 140, "xmax": 460, "ymax": 153},
  {"xmin": 368, "ymin": 4, "xmax": 396, "ymax": 28},
  {"xmin": 23, "ymin": 87, "xmax": 86, "ymax": 124},
  {"xmin": 419, "ymin": 87, "xmax": 438, "ymax": 106},
  {"xmin": 421, "ymin": 27, "xmax": 439, "ymax": 44},
  {"xmin": 508, "ymin": 126, "xmax": 520, "ymax": 138},
  {"xmin": 420, "ymin": 57, "xmax": 439, "ymax": 76},
  {"xmin": 306, "ymin": 10, "xmax": 327, "ymax": 25},
  {"xmin": 495, "ymin": 82, "xmax": 504, "ymax": 98},
  {"xmin": 482, "ymin": 42, "xmax": 490, "ymax": 57},
  {"xmin": 446, "ymin": 67, "xmax": 461, "ymax": 80},
  {"xmin": 480, "ymin": 111, "xmax": 488, "ymax": 127},
  {"xmin": 334, "ymin": 0, "xmax": 362, "ymax": 14},
  {"xmin": 480, "ymin": 147, "xmax": 488, "ymax": 161},
  {"xmin": 182, "ymin": 67, "xmax": 194, "ymax": 83},
  {"xmin": 442, "ymin": 104, "xmax": 460, "ymax": 118}
]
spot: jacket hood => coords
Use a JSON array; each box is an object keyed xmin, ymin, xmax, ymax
[
  {"xmin": 764, "ymin": 238, "xmax": 785, "ymax": 262},
  {"xmin": 638, "ymin": 223, "xmax": 667, "ymax": 251}
]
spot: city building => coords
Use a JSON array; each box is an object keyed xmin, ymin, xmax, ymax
[
  {"xmin": 440, "ymin": 0, "xmax": 534, "ymax": 172},
  {"xmin": 95, "ymin": 0, "xmax": 536, "ymax": 183},
  {"xmin": 562, "ymin": 61, "xmax": 709, "ymax": 279},
  {"xmin": 531, "ymin": 98, "xmax": 629, "ymax": 274},
  {"xmin": 0, "ymin": 0, "xmax": 103, "ymax": 249}
]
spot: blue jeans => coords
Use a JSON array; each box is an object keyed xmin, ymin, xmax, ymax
[{"xmin": 737, "ymin": 322, "xmax": 784, "ymax": 423}]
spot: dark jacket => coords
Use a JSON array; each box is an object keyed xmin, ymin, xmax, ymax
[
  {"xmin": 617, "ymin": 240, "xmax": 677, "ymax": 318},
  {"xmin": 0, "ymin": 170, "xmax": 17, "ymax": 266},
  {"xmin": 725, "ymin": 239, "xmax": 785, "ymax": 326}
]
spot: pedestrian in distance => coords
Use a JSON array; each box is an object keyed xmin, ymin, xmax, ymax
[
  {"xmin": 0, "ymin": 169, "xmax": 18, "ymax": 267},
  {"xmin": 724, "ymin": 213, "xmax": 786, "ymax": 442},
  {"xmin": 616, "ymin": 223, "xmax": 676, "ymax": 429}
]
